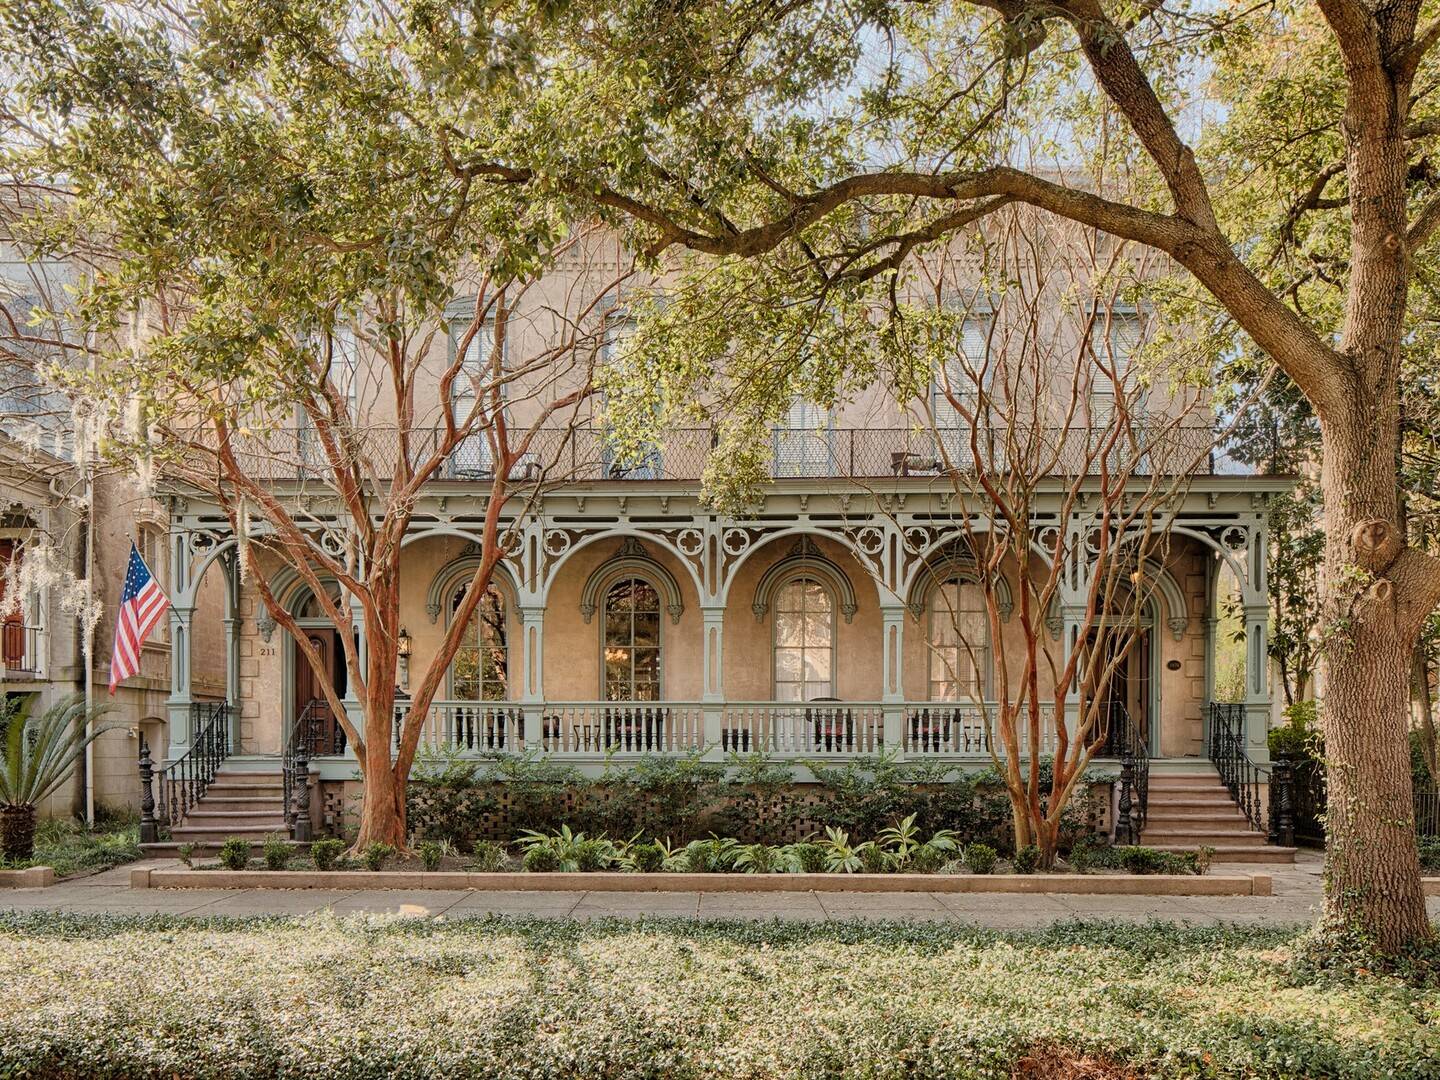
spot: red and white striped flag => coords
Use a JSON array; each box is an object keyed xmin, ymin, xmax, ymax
[{"xmin": 108, "ymin": 542, "xmax": 170, "ymax": 693}]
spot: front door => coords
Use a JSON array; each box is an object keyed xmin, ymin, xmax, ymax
[
  {"xmin": 1088, "ymin": 628, "xmax": 1152, "ymax": 754},
  {"xmin": 294, "ymin": 628, "xmax": 346, "ymax": 753},
  {"xmin": 0, "ymin": 540, "xmax": 27, "ymax": 671}
]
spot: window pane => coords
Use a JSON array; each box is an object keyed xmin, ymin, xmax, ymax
[
  {"xmin": 774, "ymin": 611, "xmax": 803, "ymax": 647},
  {"xmin": 774, "ymin": 681, "xmax": 803, "ymax": 702},
  {"xmin": 632, "ymin": 647, "xmax": 660, "ymax": 682},
  {"xmin": 802, "ymin": 580, "xmax": 830, "ymax": 613},
  {"xmin": 605, "ymin": 610, "xmax": 629, "ymax": 641},
  {"xmin": 776, "ymin": 582, "xmax": 805, "ymax": 614},
  {"xmin": 607, "ymin": 581, "xmax": 634, "ymax": 613},
  {"xmin": 804, "ymin": 650, "xmax": 832, "ymax": 681},
  {"xmin": 803, "ymin": 614, "xmax": 832, "ymax": 647},
  {"xmin": 775, "ymin": 647, "xmax": 802, "ymax": 680},
  {"xmin": 632, "ymin": 580, "xmax": 660, "ymax": 612},
  {"xmin": 632, "ymin": 611, "xmax": 660, "ymax": 646}
]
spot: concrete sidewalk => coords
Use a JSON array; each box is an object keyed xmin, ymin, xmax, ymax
[{"xmin": 0, "ymin": 852, "xmax": 1410, "ymax": 927}]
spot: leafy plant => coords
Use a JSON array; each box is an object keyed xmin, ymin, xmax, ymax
[
  {"xmin": 575, "ymin": 838, "xmax": 616, "ymax": 872},
  {"xmin": 361, "ymin": 842, "xmax": 395, "ymax": 871},
  {"xmin": 406, "ymin": 745, "xmax": 495, "ymax": 851},
  {"xmin": 629, "ymin": 840, "xmax": 666, "ymax": 873},
  {"xmin": 857, "ymin": 842, "xmax": 891, "ymax": 874},
  {"xmin": 682, "ymin": 836, "xmax": 738, "ymax": 873},
  {"xmin": 417, "ymin": 840, "xmax": 444, "ymax": 872},
  {"xmin": 177, "ymin": 843, "xmax": 196, "ymax": 869},
  {"xmin": 467, "ymin": 840, "xmax": 507, "ymax": 872},
  {"xmin": 0, "ymin": 695, "xmax": 115, "ymax": 862},
  {"xmin": 783, "ymin": 842, "xmax": 827, "ymax": 874},
  {"xmin": 1012, "ymin": 845, "xmax": 1040, "ymax": 875},
  {"xmin": 310, "ymin": 838, "xmax": 345, "ymax": 871},
  {"xmin": 261, "ymin": 835, "xmax": 290, "ymax": 871},
  {"xmin": 733, "ymin": 843, "xmax": 783, "ymax": 874},
  {"xmin": 217, "ymin": 838, "xmax": 251, "ymax": 871},
  {"xmin": 516, "ymin": 826, "xmax": 618, "ymax": 872},
  {"xmin": 964, "ymin": 843, "xmax": 998, "ymax": 875},
  {"xmin": 907, "ymin": 844, "xmax": 947, "ymax": 874},
  {"xmin": 522, "ymin": 845, "xmax": 560, "ymax": 872}
]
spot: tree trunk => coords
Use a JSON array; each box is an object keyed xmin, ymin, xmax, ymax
[
  {"xmin": 0, "ymin": 804, "xmax": 37, "ymax": 862},
  {"xmin": 1318, "ymin": 421, "xmax": 1432, "ymax": 951},
  {"xmin": 352, "ymin": 750, "xmax": 407, "ymax": 850}
]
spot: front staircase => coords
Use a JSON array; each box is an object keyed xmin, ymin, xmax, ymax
[
  {"xmin": 164, "ymin": 764, "xmax": 290, "ymax": 846},
  {"xmin": 1141, "ymin": 764, "xmax": 1297, "ymax": 863}
]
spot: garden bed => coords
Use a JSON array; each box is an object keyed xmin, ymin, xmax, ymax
[{"xmin": 133, "ymin": 865, "xmax": 1272, "ymax": 895}]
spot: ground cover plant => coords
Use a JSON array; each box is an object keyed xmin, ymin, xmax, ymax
[
  {"xmin": 0, "ymin": 913, "xmax": 1435, "ymax": 1078},
  {"xmin": 0, "ymin": 815, "xmax": 141, "ymax": 877}
]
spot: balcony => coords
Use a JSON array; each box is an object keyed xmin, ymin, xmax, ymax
[
  {"xmin": 0, "ymin": 623, "xmax": 40, "ymax": 678},
  {"xmin": 203, "ymin": 424, "xmax": 1237, "ymax": 484},
  {"xmin": 296, "ymin": 699, "xmax": 1066, "ymax": 764}
]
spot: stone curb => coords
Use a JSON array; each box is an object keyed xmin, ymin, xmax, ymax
[
  {"xmin": 0, "ymin": 866, "xmax": 55, "ymax": 889},
  {"xmin": 133, "ymin": 866, "xmax": 1271, "ymax": 896}
]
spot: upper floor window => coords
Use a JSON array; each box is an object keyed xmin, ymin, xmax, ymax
[
  {"xmin": 773, "ymin": 400, "xmax": 833, "ymax": 477},
  {"xmin": 602, "ymin": 576, "xmax": 661, "ymax": 701},
  {"xmin": 330, "ymin": 325, "xmax": 360, "ymax": 418},
  {"xmin": 773, "ymin": 576, "xmax": 835, "ymax": 701},
  {"xmin": 928, "ymin": 578, "xmax": 990, "ymax": 701},
  {"xmin": 1089, "ymin": 312, "xmax": 1142, "ymax": 397},
  {"xmin": 449, "ymin": 317, "xmax": 498, "ymax": 476},
  {"xmin": 449, "ymin": 584, "xmax": 509, "ymax": 701}
]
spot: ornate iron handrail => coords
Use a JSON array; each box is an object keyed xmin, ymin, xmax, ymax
[
  {"xmin": 1111, "ymin": 705, "xmax": 1149, "ymax": 843},
  {"xmin": 153, "ymin": 701, "xmax": 231, "ymax": 830},
  {"xmin": 282, "ymin": 700, "xmax": 325, "ymax": 840},
  {"xmin": 1207, "ymin": 702, "xmax": 1270, "ymax": 834}
]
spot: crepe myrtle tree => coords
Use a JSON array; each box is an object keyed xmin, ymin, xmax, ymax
[{"xmin": 0, "ymin": 6, "xmax": 634, "ymax": 849}]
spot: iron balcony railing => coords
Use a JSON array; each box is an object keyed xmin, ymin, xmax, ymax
[
  {"xmin": 174, "ymin": 424, "xmax": 1233, "ymax": 484},
  {"xmin": 0, "ymin": 623, "xmax": 41, "ymax": 677}
]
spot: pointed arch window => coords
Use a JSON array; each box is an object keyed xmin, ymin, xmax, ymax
[
  {"xmin": 928, "ymin": 578, "xmax": 991, "ymax": 701},
  {"xmin": 449, "ymin": 584, "xmax": 510, "ymax": 701},
  {"xmin": 772, "ymin": 576, "xmax": 835, "ymax": 701},
  {"xmin": 603, "ymin": 576, "xmax": 662, "ymax": 701}
]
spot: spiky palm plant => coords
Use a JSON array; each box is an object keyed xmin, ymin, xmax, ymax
[{"xmin": 1, "ymin": 695, "xmax": 113, "ymax": 862}]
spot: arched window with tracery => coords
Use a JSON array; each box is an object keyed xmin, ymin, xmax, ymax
[
  {"xmin": 449, "ymin": 584, "xmax": 509, "ymax": 701},
  {"xmin": 772, "ymin": 576, "xmax": 835, "ymax": 701},
  {"xmin": 928, "ymin": 578, "xmax": 991, "ymax": 701},
  {"xmin": 602, "ymin": 576, "xmax": 661, "ymax": 700}
]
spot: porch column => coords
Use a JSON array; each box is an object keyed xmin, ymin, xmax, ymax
[
  {"xmin": 165, "ymin": 526, "xmax": 197, "ymax": 760},
  {"xmin": 1243, "ymin": 603, "xmax": 1271, "ymax": 763},
  {"xmin": 1058, "ymin": 605, "xmax": 1086, "ymax": 744},
  {"xmin": 519, "ymin": 606, "xmax": 545, "ymax": 749},
  {"xmin": 701, "ymin": 606, "xmax": 726, "ymax": 757},
  {"xmin": 341, "ymin": 595, "xmax": 365, "ymax": 745},
  {"xmin": 880, "ymin": 605, "xmax": 906, "ymax": 753},
  {"xmin": 222, "ymin": 550, "xmax": 242, "ymax": 749}
]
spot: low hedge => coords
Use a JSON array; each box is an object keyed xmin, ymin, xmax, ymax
[{"xmin": 0, "ymin": 913, "xmax": 1435, "ymax": 1078}]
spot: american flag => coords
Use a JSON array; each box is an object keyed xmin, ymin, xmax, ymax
[{"xmin": 108, "ymin": 542, "xmax": 170, "ymax": 694}]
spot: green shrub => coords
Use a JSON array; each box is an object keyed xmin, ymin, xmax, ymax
[
  {"xmin": 261, "ymin": 835, "xmax": 290, "ymax": 871},
  {"xmin": 360, "ymin": 842, "xmax": 395, "ymax": 871},
  {"xmin": 467, "ymin": 840, "xmax": 507, "ymax": 873},
  {"xmin": 417, "ymin": 840, "xmax": 444, "ymax": 872},
  {"xmin": 216, "ymin": 838, "xmax": 251, "ymax": 871},
  {"xmin": 906, "ymin": 844, "xmax": 946, "ymax": 874},
  {"xmin": 733, "ymin": 843, "xmax": 781, "ymax": 874},
  {"xmin": 964, "ymin": 843, "xmax": 998, "ymax": 875},
  {"xmin": 1269, "ymin": 700, "xmax": 1319, "ymax": 760},
  {"xmin": 858, "ymin": 842, "xmax": 891, "ymax": 874},
  {"xmin": 589, "ymin": 752, "xmax": 725, "ymax": 842},
  {"xmin": 406, "ymin": 747, "xmax": 497, "ymax": 852},
  {"xmin": 574, "ymin": 839, "xmax": 614, "ymax": 872},
  {"xmin": 522, "ymin": 845, "xmax": 560, "ymax": 872},
  {"xmin": 629, "ymin": 841, "xmax": 665, "ymax": 873},
  {"xmin": 1012, "ymin": 845, "xmax": 1040, "ymax": 875},
  {"xmin": 309, "ymin": 838, "xmax": 345, "ymax": 871},
  {"xmin": 488, "ymin": 752, "xmax": 584, "ymax": 837},
  {"xmin": 683, "ymin": 836, "xmax": 738, "ymax": 873},
  {"xmin": 176, "ymin": 842, "xmax": 196, "ymax": 869},
  {"xmin": 785, "ymin": 842, "xmax": 827, "ymax": 874},
  {"xmin": 1116, "ymin": 846, "xmax": 1171, "ymax": 875}
]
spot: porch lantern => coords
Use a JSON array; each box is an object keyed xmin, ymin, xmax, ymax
[{"xmin": 398, "ymin": 626, "xmax": 412, "ymax": 691}]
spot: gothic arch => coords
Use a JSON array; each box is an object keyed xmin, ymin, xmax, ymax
[
  {"xmin": 750, "ymin": 535, "xmax": 859, "ymax": 624},
  {"xmin": 905, "ymin": 551, "xmax": 1014, "ymax": 623},
  {"xmin": 579, "ymin": 537, "xmax": 685, "ymax": 625},
  {"xmin": 425, "ymin": 551, "xmax": 521, "ymax": 624}
]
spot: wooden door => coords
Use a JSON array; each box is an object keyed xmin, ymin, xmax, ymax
[
  {"xmin": 294, "ymin": 628, "xmax": 345, "ymax": 752},
  {"xmin": 0, "ymin": 540, "xmax": 25, "ymax": 669}
]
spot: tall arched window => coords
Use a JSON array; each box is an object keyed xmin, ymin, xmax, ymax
[
  {"xmin": 928, "ymin": 578, "xmax": 990, "ymax": 701},
  {"xmin": 773, "ymin": 577, "xmax": 835, "ymax": 701},
  {"xmin": 603, "ymin": 576, "xmax": 661, "ymax": 700},
  {"xmin": 449, "ymin": 584, "xmax": 509, "ymax": 700}
]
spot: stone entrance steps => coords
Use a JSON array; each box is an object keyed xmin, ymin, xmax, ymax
[
  {"xmin": 163, "ymin": 765, "xmax": 291, "ymax": 845},
  {"xmin": 1142, "ymin": 767, "xmax": 1297, "ymax": 864}
]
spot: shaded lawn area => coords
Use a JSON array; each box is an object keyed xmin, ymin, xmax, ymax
[{"xmin": 0, "ymin": 913, "xmax": 1437, "ymax": 1078}]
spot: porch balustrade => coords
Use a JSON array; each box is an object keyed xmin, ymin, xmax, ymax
[{"xmin": 339, "ymin": 699, "xmax": 1065, "ymax": 763}]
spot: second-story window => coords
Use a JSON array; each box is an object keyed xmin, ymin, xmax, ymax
[
  {"xmin": 933, "ymin": 317, "xmax": 991, "ymax": 465},
  {"xmin": 1089, "ymin": 312, "xmax": 1142, "ymax": 398},
  {"xmin": 450, "ymin": 317, "xmax": 497, "ymax": 477},
  {"xmin": 331, "ymin": 325, "xmax": 359, "ymax": 419},
  {"xmin": 773, "ymin": 399, "xmax": 833, "ymax": 477}
]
